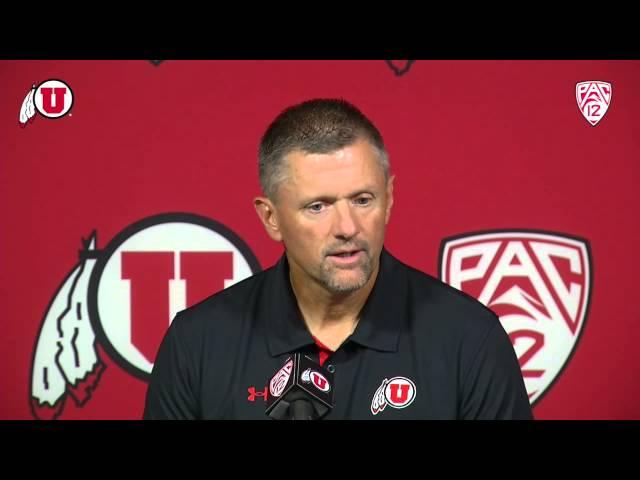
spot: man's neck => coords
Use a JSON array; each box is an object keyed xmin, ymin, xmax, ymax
[{"xmin": 288, "ymin": 258, "xmax": 379, "ymax": 351}]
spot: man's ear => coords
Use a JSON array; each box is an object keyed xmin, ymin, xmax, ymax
[
  {"xmin": 254, "ymin": 196, "xmax": 283, "ymax": 242},
  {"xmin": 385, "ymin": 175, "xmax": 395, "ymax": 225}
]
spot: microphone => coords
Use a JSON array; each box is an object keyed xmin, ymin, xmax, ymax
[{"xmin": 265, "ymin": 353, "xmax": 335, "ymax": 420}]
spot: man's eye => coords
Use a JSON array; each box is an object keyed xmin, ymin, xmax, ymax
[
  {"xmin": 307, "ymin": 203, "xmax": 325, "ymax": 213},
  {"xmin": 355, "ymin": 197, "xmax": 372, "ymax": 206}
]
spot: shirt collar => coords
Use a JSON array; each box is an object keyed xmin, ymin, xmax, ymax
[{"xmin": 265, "ymin": 247, "xmax": 406, "ymax": 356}]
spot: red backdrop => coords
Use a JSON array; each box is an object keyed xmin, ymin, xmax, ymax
[{"xmin": 1, "ymin": 60, "xmax": 638, "ymax": 419}]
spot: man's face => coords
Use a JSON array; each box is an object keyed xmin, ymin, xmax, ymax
[{"xmin": 267, "ymin": 138, "xmax": 394, "ymax": 294}]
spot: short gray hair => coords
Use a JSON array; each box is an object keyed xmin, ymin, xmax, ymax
[{"xmin": 258, "ymin": 98, "xmax": 389, "ymax": 200}]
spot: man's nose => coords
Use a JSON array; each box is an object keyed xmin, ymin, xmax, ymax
[{"xmin": 332, "ymin": 201, "xmax": 359, "ymax": 239}]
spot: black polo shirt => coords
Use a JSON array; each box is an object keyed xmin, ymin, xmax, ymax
[{"xmin": 143, "ymin": 248, "xmax": 533, "ymax": 420}]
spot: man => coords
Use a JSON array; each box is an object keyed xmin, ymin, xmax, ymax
[{"xmin": 143, "ymin": 98, "xmax": 533, "ymax": 420}]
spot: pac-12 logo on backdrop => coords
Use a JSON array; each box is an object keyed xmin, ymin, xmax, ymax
[
  {"xmin": 439, "ymin": 230, "xmax": 592, "ymax": 406},
  {"xmin": 29, "ymin": 213, "xmax": 261, "ymax": 419},
  {"xmin": 576, "ymin": 81, "xmax": 611, "ymax": 126},
  {"xmin": 19, "ymin": 79, "xmax": 74, "ymax": 127}
]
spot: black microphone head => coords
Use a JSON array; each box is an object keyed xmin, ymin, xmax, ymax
[
  {"xmin": 265, "ymin": 353, "xmax": 335, "ymax": 420},
  {"xmin": 289, "ymin": 399, "xmax": 314, "ymax": 421}
]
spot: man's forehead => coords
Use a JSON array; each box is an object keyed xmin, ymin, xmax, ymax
[
  {"xmin": 278, "ymin": 178, "xmax": 386, "ymax": 209},
  {"xmin": 285, "ymin": 142, "xmax": 381, "ymax": 175},
  {"xmin": 270, "ymin": 139, "xmax": 388, "ymax": 203}
]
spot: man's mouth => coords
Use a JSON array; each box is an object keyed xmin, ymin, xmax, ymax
[
  {"xmin": 329, "ymin": 249, "xmax": 361, "ymax": 257},
  {"xmin": 327, "ymin": 249, "xmax": 365, "ymax": 264}
]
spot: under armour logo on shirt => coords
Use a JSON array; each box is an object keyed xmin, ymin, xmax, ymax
[{"xmin": 247, "ymin": 386, "xmax": 269, "ymax": 402}]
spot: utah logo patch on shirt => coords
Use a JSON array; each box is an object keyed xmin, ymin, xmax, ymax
[{"xmin": 370, "ymin": 377, "xmax": 417, "ymax": 415}]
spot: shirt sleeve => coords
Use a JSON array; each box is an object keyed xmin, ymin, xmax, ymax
[
  {"xmin": 142, "ymin": 313, "xmax": 200, "ymax": 420},
  {"xmin": 459, "ymin": 318, "xmax": 534, "ymax": 420}
]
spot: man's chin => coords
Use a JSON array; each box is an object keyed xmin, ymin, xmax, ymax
[{"xmin": 325, "ymin": 272, "xmax": 369, "ymax": 293}]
